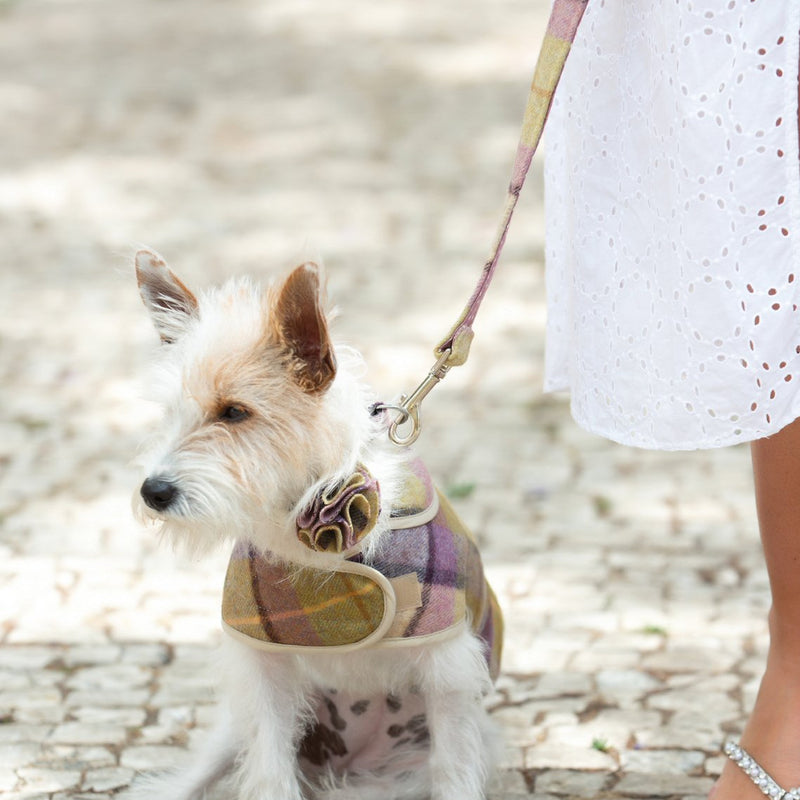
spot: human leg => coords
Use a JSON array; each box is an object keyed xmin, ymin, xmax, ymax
[{"xmin": 711, "ymin": 417, "xmax": 800, "ymax": 798}]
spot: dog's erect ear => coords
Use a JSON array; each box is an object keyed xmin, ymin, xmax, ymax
[
  {"xmin": 273, "ymin": 263, "xmax": 337, "ymax": 394},
  {"xmin": 135, "ymin": 250, "xmax": 199, "ymax": 344}
]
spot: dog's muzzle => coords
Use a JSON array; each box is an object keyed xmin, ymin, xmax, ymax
[{"xmin": 140, "ymin": 476, "xmax": 179, "ymax": 512}]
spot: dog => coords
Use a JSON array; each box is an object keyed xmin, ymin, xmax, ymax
[{"xmin": 131, "ymin": 249, "xmax": 503, "ymax": 800}]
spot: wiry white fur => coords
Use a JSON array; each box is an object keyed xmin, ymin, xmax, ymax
[{"xmin": 130, "ymin": 255, "xmax": 498, "ymax": 800}]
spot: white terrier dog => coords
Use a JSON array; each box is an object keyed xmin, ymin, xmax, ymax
[{"xmin": 132, "ymin": 250, "xmax": 503, "ymax": 800}]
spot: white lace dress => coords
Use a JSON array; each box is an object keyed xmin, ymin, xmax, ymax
[{"xmin": 544, "ymin": 0, "xmax": 800, "ymax": 450}]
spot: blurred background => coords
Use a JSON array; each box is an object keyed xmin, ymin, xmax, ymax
[{"xmin": 0, "ymin": 0, "xmax": 767, "ymax": 797}]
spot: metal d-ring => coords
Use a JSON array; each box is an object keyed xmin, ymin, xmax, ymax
[{"xmin": 372, "ymin": 403, "xmax": 411, "ymax": 427}]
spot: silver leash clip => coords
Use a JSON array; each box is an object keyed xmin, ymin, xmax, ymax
[{"xmin": 380, "ymin": 349, "xmax": 452, "ymax": 447}]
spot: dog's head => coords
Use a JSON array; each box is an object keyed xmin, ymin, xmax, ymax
[{"xmin": 133, "ymin": 250, "xmax": 369, "ymax": 555}]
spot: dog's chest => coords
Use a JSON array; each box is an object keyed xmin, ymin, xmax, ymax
[{"xmin": 298, "ymin": 688, "xmax": 428, "ymax": 772}]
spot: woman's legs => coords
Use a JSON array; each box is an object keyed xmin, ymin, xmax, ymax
[{"xmin": 711, "ymin": 417, "xmax": 800, "ymax": 798}]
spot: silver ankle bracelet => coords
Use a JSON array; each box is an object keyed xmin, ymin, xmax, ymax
[{"xmin": 724, "ymin": 741, "xmax": 800, "ymax": 800}]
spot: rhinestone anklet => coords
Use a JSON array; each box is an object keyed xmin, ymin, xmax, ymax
[{"xmin": 724, "ymin": 741, "xmax": 800, "ymax": 800}]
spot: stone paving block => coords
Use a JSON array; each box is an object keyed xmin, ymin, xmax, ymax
[
  {"xmin": 47, "ymin": 722, "xmax": 129, "ymax": 746},
  {"xmin": 150, "ymin": 683, "xmax": 215, "ymax": 707},
  {"xmin": 16, "ymin": 766, "xmax": 82, "ymax": 793},
  {"xmin": 500, "ymin": 641, "xmax": 572, "ymax": 674},
  {"xmin": 7, "ymin": 616, "xmax": 110, "ymax": 646},
  {"xmin": 0, "ymin": 647, "xmax": 57, "ymax": 670},
  {"xmin": 667, "ymin": 673, "xmax": 740, "ymax": 693},
  {"xmin": 65, "ymin": 663, "xmax": 152, "ymax": 691},
  {"xmin": 84, "ymin": 766, "xmax": 137, "ymax": 792},
  {"xmin": 596, "ymin": 668, "xmax": 662, "ymax": 697},
  {"xmin": 72, "ymin": 706, "xmax": 147, "ymax": 727},
  {"xmin": 704, "ymin": 754, "xmax": 726, "ymax": 777},
  {"xmin": 641, "ymin": 644, "xmax": 739, "ymax": 674},
  {"xmin": 491, "ymin": 710, "xmax": 541, "ymax": 751},
  {"xmin": 614, "ymin": 772, "xmax": 715, "ymax": 797},
  {"xmin": 548, "ymin": 709, "xmax": 662, "ymax": 756},
  {"xmin": 647, "ymin": 688, "xmax": 739, "ymax": 719},
  {"xmin": 137, "ymin": 723, "xmax": 190, "ymax": 745},
  {"xmin": 486, "ymin": 767, "xmax": 529, "ymax": 795},
  {"xmin": 193, "ymin": 704, "xmax": 219, "ymax": 728},
  {"xmin": 529, "ymin": 670, "xmax": 594, "ymax": 699},
  {"xmin": 570, "ymin": 645, "xmax": 645, "ymax": 672},
  {"xmin": 636, "ymin": 711, "xmax": 723, "ymax": 751},
  {"xmin": 621, "ymin": 748, "xmax": 706, "ymax": 775},
  {"xmin": 0, "ymin": 768, "xmax": 17, "ymax": 791},
  {"xmin": 534, "ymin": 768, "xmax": 610, "ymax": 797},
  {"xmin": 4, "ymin": 794, "xmax": 50, "ymax": 800},
  {"xmin": 0, "ymin": 725, "xmax": 52, "ymax": 744},
  {"xmin": 13, "ymin": 704, "xmax": 66, "ymax": 725},
  {"xmin": 61, "ymin": 644, "xmax": 123, "ymax": 667},
  {"xmin": 37, "ymin": 745, "xmax": 117, "ymax": 770},
  {"xmin": 53, "ymin": 795, "xmax": 113, "ymax": 800},
  {"xmin": 526, "ymin": 696, "xmax": 595, "ymax": 720},
  {"xmin": 0, "ymin": 670, "xmax": 36, "ymax": 692},
  {"xmin": 525, "ymin": 743, "xmax": 616, "ymax": 771},
  {"xmin": 496, "ymin": 747, "xmax": 527, "ymax": 772},
  {"xmin": 65, "ymin": 689, "xmax": 150, "ymax": 708},
  {"xmin": 0, "ymin": 688, "xmax": 61, "ymax": 711},
  {"xmin": 120, "ymin": 745, "xmax": 194, "ymax": 770},
  {"xmin": 0, "ymin": 743, "xmax": 41, "ymax": 768},
  {"xmin": 120, "ymin": 643, "xmax": 171, "ymax": 666}
]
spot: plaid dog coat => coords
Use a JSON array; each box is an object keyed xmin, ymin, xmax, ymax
[{"xmin": 221, "ymin": 458, "xmax": 503, "ymax": 679}]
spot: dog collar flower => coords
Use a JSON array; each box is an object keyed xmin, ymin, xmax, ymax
[{"xmin": 296, "ymin": 464, "xmax": 380, "ymax": 554}]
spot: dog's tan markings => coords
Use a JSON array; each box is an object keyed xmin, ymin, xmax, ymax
[
  {"xmin": 271, "ymin": 263, "xmax": 337, "ymax": 394},
  {"xmin": 135, "ymin": 250, "xmax": 199, "ymax": 343}
]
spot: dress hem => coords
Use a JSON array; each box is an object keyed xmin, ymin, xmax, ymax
[{"xmin": 543, "ymin": 387, "xmax": 799, "ymax": 452}]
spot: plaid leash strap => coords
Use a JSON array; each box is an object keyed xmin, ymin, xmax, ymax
[
  {"xmin": 384, "ymin": 0, "xmax": 590, "ymax": 446},
  {"xmin": 436, "ymin": 0, "xmax": 590, "ymax": 363}
]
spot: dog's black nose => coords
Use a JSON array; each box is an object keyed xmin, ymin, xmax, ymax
[{"xmin": 141, "ymin": 477, "xmax": 179, "ymax": 511}]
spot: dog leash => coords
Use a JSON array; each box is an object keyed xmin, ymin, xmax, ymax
[{"xmin": 378, "ymin": 0, "xmax": 590, "ymax": 446}]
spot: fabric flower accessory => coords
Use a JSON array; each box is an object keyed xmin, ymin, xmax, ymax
[{"xmin": 296, "ymin": 464, "xmax": 381, "ymax": 553}]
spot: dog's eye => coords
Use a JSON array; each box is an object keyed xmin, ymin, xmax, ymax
[{"xmin": 218, "ymin": 404, "xmax": 251, "ymax": 423}]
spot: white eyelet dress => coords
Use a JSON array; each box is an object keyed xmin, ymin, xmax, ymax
[{"xmin": 544, "ymin": 0, "xmax": 800, "ymax": 450}]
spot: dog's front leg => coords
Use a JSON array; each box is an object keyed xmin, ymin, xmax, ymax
[
  {"xmin": 223, "ymin": 640, "xmax": 310, "ymax": 800},
  {"xmin": 418, "ymin": 632, "xmax": 495, "ymax": 800}
]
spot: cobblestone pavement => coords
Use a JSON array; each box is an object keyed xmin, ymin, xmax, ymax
[{"xmin": 0, "ymin": 0, "xmax": 769, "ymax": 798}]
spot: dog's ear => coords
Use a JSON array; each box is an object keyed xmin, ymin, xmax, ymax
[
  {"xmin": 272, "ymin": 263, "xmax": 337, "ymax": 394},
  {"xmin": 135, "ymin": 250, "xmax": 199, "ymax": 344}
]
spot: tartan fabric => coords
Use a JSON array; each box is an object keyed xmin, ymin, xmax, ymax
[
  {"xmin": 388, "ymin": 456, "xmax": 433, "ymax": 521},
  {"xmin": 222, "ymin": 545, "xmax": 388, "ymax": 649},
  {"xmin": 365, "ymin": 487, "xmax": 503, "ymax": 680},
  {"xmin": 221, "ymin": 459, "xmax": 503, "ymax": 679}
]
